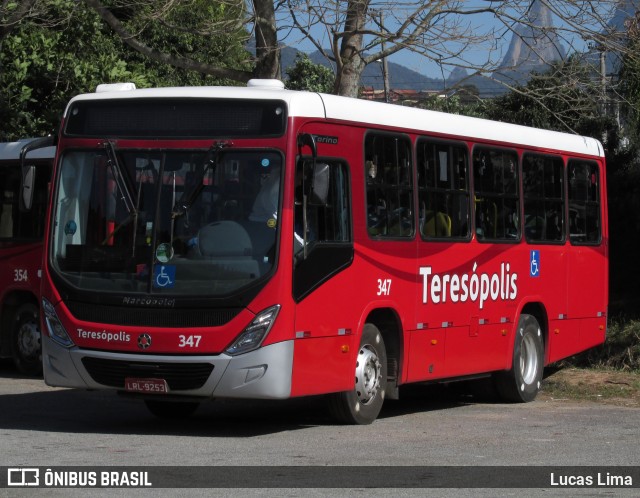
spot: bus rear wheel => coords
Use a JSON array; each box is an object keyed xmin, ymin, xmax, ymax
[
  {"xmin": 495, "ymin": 313, "xmax": 544, "ymax": 402},
  {"xmin": 328, "ymin": 323, "xmax": 387, "ymax": 425},
  {"xmin": 11, "ymin": 303, "xmax": 42, "ymax": 376}
]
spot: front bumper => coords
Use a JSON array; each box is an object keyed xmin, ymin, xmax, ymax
[{"xmin": 42, "ymin": 334, "xmax": 294, "ymax": 399}]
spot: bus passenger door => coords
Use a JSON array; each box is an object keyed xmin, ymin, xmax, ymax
[{"xmin": 291, "ymin": 157, "xmax": 356, "ymax": 396}]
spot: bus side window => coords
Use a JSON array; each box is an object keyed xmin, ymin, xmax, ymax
[
  {"xmin": 294, "ymin": 159, "xmax": 351, "ymax": 257},
  {"xmin": 523, "ymin": 153, "xmax": 564, "ymax": 243},
  {"xmin": 568, "ymin": 159, "xmax": 601, "ymax": 244},
  {"xmin": 473, "ymin": 147, "xmax": 520, "ymax": 242},
  {"xmin": 364, "ymin": 133, "xmax": 414, "ymax": 238},
  {"xmin": 417, "ymin": 138, "xmax": 470, "ymax": 240}
]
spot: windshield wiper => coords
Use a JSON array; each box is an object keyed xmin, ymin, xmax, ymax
[
  {"xmin": 102, "ymin": 141, "xmax": 139, "ymax": 251},
  {"xmin": 172, "ymin": 141, "xmax": 231, "ymax": 219},
  {"xmin": 104, "ymin": 141, "xmax": 137, "ymax": 214}
]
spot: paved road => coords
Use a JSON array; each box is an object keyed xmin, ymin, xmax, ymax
[{"xmin": 0, "ymin": 361, "xmax": 639, "ymax": 496}]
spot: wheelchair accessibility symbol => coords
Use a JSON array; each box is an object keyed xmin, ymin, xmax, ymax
[
  {"xmin": 530, "ymin": 250, "xmax": 540, "ymax": 277},
  {"xmin": 153, "ymin": 265, "xmax": 176, "ymax": 288}
]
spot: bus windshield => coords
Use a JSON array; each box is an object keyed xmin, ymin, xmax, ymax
[{"xmin": 51, "ymin": 147, "xmax": 282, "ymax": 296}]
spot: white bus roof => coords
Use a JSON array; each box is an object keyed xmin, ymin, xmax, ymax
[
  {"xmin": 65, "ymin": 82, "xmax": 604, "ymax": 158},
  {"xmin": 0, "ymin": 139, "xmax": 55, "ymax": 161}
]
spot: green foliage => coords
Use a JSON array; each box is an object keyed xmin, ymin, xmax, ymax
[
  {"xmin": 1, "ymin": 0, "xmax": 134, "ymax": 139},
  {"xmin": 419, "ymin": 88, "xmax": 487, "ymax": 118},
  {"xmin": 113, "ymin": 0, "xmax": 251, "ymax": 88},
  {"xmin": 565, "ymin": 318, "xmax": 640, "ymax": 372},
  {"xmin": 482, "ymin": 58, "xmax": 614, "ymax": 139},
  {"xmin": 618, "ymin": 19, "xmax": 640, "ymax": 150},
  {"xmin": 0, "ymin": 0, "xmax": 251, "ymax": 140},
  {"xmin": 285, "ymin": 53, "xmax": 334, "ymax": 93}
]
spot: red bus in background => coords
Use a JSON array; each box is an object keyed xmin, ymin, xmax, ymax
[
  {"xmin": 0, "ymin": 139, "xmax": 54, "ymax": 374},
  {"xmin": 40, "ymin": 81, "xmax": 607, "ymax": 423}
]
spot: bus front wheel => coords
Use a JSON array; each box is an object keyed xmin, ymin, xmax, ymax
[
  {"xmin": 495, "ymin": 313, "xmax": 544, "ymax": 402},
  {"xmin": 328, "ymin": 323, "xmax": 387, "ymax": 425}
]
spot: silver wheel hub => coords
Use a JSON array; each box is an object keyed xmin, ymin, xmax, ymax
[
  {"xmin": 520, "ymin": 333, "xmax": 538, "ymax": 385},
  {"xmin": 355, "ymin": 345, "xmax": 382, "ymax": 405},
  {"xmin": 18, "ymin": 320, "xmax": 40, "ymax": 359}
]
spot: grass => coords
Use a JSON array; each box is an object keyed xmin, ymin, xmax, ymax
[
  {"xmin": 539, "ymin": 316, "xmax": 640, "ymax": 405},
  {"xmin": 541, "ymin": 367, "xmax": 640, "ymax": 406},
  {"xmin": 566, "ymin": 317, "xmax": 640, "ymax": 371}
]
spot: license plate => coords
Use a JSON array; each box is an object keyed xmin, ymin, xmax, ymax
[{"xmin": 124, "ymin": 377, "xmax": 169, "ymax": 394}]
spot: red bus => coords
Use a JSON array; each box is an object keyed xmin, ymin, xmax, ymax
[
  {"xmin": 0, "ymin": 139, "xmax": 54, "ymax": 374},
  {"xmin": 40, "ymin": 80, "xmax": 608, "ymax": 423}
]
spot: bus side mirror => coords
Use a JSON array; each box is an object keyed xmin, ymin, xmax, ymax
[
  {"xmin": 308, "ymin": 162, "xmax": 330, "ymax": 206},
  {"xmin": 19, "ymin": 135, "xmax": 55, "ymax": 211},
  {"xmin": 21, "ymin": 164, "xmax": 36, "ymax": 211}
]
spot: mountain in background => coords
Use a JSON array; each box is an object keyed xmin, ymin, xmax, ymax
[
  {"xmin": 276, "ymin": 0, "xmax": 639, "ymax": 98},
  {"xmin": 280, "ymin": 45, "xmax": 446, "ymax": 92},
  {"xmin": 278, "ymin": 1, "xmax": 566, "ymax": 98},
  {"xmin": 601, "ymin": 0, "xmax": 640, "ymax": 74},
  {"xmin": 496, "ymin": 0, "xmax": 566, "ymax": 78}
]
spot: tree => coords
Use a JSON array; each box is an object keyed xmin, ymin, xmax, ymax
[
  {"xmin": 418, "ymin": 86, "xmax": 485, "ymax": 117},
  {"xmin": 286, "ymin": 0, "xmax": 503, "ymax": 97},
  {"xmin": 618, "ymin": 12, "xmax": 640, "ymax": 150},
  {"xmin": 38, "ymin": 1, "xmax": 640, "ymax": 105},
  {"xmin": 607, "ymin": 11, "xmax": 640, "ymax": 305},
  {"xmin": 0, "ymin": 1, "xmax": 136, "ymax": 139},
  {"xmin": 484, "ymin": 58, "xmax": 600, "ymax": 131},
  {"xmin": 0, "ymin": 0, "xmax": 39, "ymax": 42},
  {"xmin": 83, "ymin": 0, "xmax": 278, "ymax": 82},
  {"xmin": 97, "ymin": 0, "xmax": 252, "ymax": 87},
  {"xmin": 283, "ymin": 0, "xmax": 640, "ymax": 99},
  {"xmin": 286, "ymin": 53, "xmax": 334, "ymax": 92},
  {"xmin": 482, "ymin": 57, "xmax": 627, "ymax": 155},
  {"xmin": 0, "ymin": 0, "xmax": 251, "ymax": 139},
  {"xmin": 4, "ymin": 0, "xmax": 640, "ymax": 134}
]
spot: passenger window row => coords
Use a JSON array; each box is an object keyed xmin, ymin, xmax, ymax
[{"xmin": 364, "ymin": 133, "xmax": 601, "ymax": 245}]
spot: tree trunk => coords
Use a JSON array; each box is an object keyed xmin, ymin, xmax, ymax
[
  {"xmin": 252, "ymin": 0, "xmax": 280, "ymax": 79},
  {"xmin": 334, "ymin": 0, "xmax": 369, "ymax": 97},
  {"xmin": 335, "ymin": 54, "xmax": 366, "ymax": 97}
]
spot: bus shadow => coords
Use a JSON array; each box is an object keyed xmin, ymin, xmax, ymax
[
  {"xmin": 0, "ymin": 388, "xmax": 331, "ymax": 437},
  {"xmin": 380, "ymin": 383, "xmax": 491, "ymax": 420},
  {"xmin": 0, "ymin": 359, "xmax": 490, "ymax": 434},
  {"xmin": 0, "ymin": 383, "xmax": 477, "ymax": 437}
]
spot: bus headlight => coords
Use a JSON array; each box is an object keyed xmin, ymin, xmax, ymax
[
  {"xmin": 42, "ymin": 298, "xmax": 75, "ymax": 348},
  {"xmin": 225, "ymin": 305, "xmax": 280, "ymax": 356}
]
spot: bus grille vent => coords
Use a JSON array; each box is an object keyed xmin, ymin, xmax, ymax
[{"xmin": 81, "ymin": 357, "xmax": 214, "ymax": 391}]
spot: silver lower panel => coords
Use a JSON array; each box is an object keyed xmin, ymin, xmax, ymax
[{"xmin": 42, "ymin": 335, "xmax": 294, "ymax": 399}]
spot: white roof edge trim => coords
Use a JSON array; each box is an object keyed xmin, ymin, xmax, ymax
[
  {"xmin": 62, "ymin": 85, "xmax": 602, "ymax": 158},
  {"xmin": 314, "ymin": 93, "xmax": 604, "ymax": 158}
]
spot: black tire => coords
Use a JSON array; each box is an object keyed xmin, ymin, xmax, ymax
[
  {"xmin": 11, "ymin": 303, "xmax": 42, "ymax": 376},
  {"xmin": 495, "ymin": 313, "xmax": 544, "ymax": 402},
  {"xmin": 144, "ymin": 400, "xmax": 200, "ymax": 420},
  {"xmin": 328, "ymin": 323, "xmax": 387, "ymax": 424}
]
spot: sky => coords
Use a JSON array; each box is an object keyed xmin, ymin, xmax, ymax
[{"xmin": 277, "ymin": 1, "xmax": 630, "ymax": 80}]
